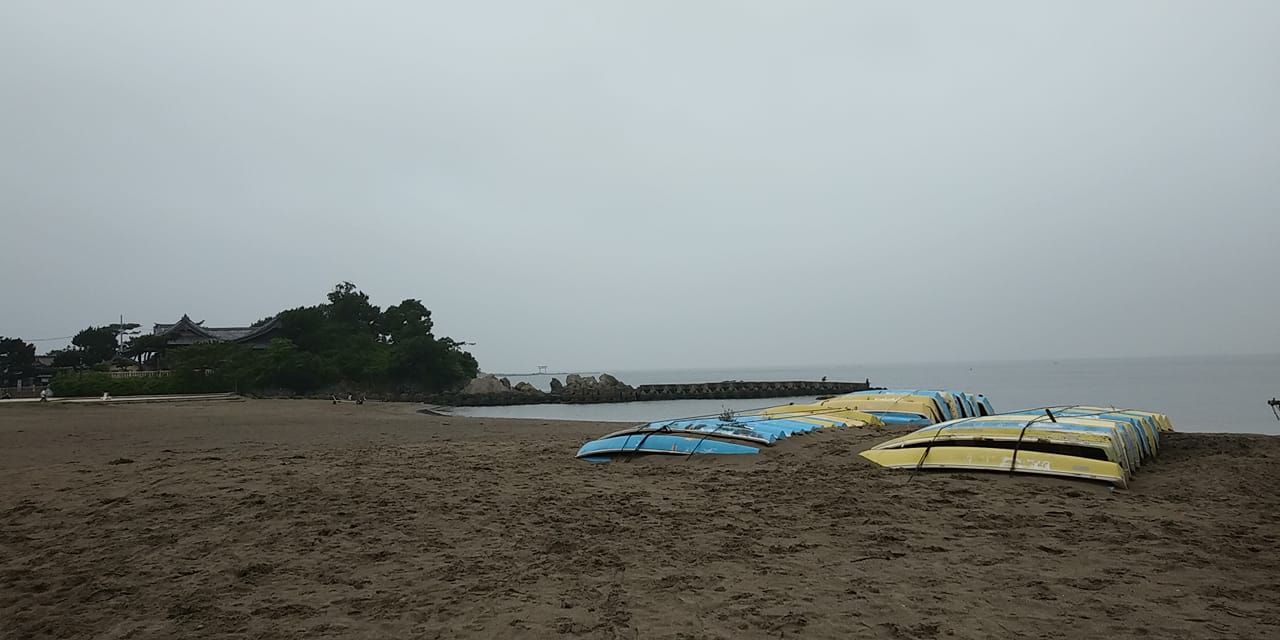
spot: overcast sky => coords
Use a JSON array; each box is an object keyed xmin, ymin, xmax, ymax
[{"xmin": 2, "ymin": 2, "xmax": 1278, "ymax": 371}]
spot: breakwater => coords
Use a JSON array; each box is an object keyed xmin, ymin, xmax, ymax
[{"xmin": 432, "ymin": 374, "xmax": 877, "ymax": 407}]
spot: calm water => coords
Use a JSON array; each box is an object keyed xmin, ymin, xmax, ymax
[{"xmin": 454, "ymin": 354, "xmax": 1280, "ymax": 435}]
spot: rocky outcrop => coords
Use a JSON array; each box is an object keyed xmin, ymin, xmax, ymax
[
  {"xmin": 557, "ymin": 372, "xmax": 634, "ymax": 403},
  {"xmin": 462, "ymin": 375, "xmax": 511, "ymax": 395},
  {"xmin": 549, "ymin": 378, "xmax": 563, "ymax": 393}
]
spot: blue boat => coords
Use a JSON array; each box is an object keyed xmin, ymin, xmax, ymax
[
  {"xmin": 605, "ymin": 420, "xmax": 780, "ymax": 445},
  {"xmin": 867, "ymin": 411, "xmax": 936, "ymax": 427},
  {"xmin": 576, "ymin": 433, "xmax": 759, "ymax": 462},
  {"xmin": 973, "ymin": 394, "xmax": 995, "ymax": 416}
]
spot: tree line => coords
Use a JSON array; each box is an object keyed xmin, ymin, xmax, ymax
[{"xmin": 1, "ymin": 282, "xmax": 479, "ymax": 396}]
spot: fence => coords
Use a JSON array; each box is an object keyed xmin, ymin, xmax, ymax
[
  {"xmin": 107, "ymin": 370, "xmax": 172, "ymax": 379},
  {"xmin": 1, "ymin": 385, "xmax": 48, "ymax": 399}
]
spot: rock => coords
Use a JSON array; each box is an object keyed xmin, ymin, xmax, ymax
[
  {"xmin": 549, "ymin": 378, "xmax": 563, "ymax": 392},
  {"xmin": 513, "ymin": 382, "xmax": 538, "ymax": 393},
  {"xmin": 599, "ymin": 373, "xmax": 621, "ymax": 387},
  {"xmin": 499, "ymin": 377, "xmax": 512, "ymax": 389},
  {"xmin": 564, "ymin": 374, "xmax": 598, "ymax": 387},
  {"xmin": 462, "ymin": 375, "xmax": 511, "ymax": 395}
]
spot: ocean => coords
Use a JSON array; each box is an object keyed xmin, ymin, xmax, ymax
[{"xmin": 451, "ymin": 354, "xmax": 1280, "ymax": 435}]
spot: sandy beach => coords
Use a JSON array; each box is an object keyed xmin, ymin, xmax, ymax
[{"xmin": 1, "ymin": 400, "xmax": 1278, "ymax": 639}]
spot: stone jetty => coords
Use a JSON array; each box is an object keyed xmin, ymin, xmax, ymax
[{"xmin": 431, "ymin": 374, "xmax": 877, "ymax": 407}]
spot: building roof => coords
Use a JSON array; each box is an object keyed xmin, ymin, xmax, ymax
[{"xmin": 153, "ymin": 314, "xmax": 283, "ymax": 343}]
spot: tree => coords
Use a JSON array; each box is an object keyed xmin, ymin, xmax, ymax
[
  {"xmin": 255, "ymin": 338, "xmax": 337, "ymax": 392},
  {"xmin": 166, "ymin": 342, "xmax": 258, "ymax": 391},
  {"xmin": 326, "ymin": 282, "xmax": 381, "ymax": 334},
  {"xmin": 70, "ymin": 326, "xmax": 121, "ymax": 366},
  {"xmin": 0, "ymin": 337, "xmax": 37, "ymax": 386},
  {"xmin": 381, "ymin": 299, "xmax": 434, "ymax": 343},
  {"xmin": 388, "ymin": 335, "xmax": 479, "ymax": 392},
  {"xmin": 122, "ymin": 334, "xmax": 171, "ymax": 369}
]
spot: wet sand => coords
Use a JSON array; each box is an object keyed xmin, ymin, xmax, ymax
[{"xmin": 1, "ymin": 400, "xmax": 1278, "ymax": 639}]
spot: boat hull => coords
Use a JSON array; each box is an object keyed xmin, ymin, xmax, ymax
[
  {"xmin": 576, "ymin": 434, "xmax": 759, "ymax": 460},
  {"xmin": 859, "ymin": 446, "xmax": 1128, "ymax": 488}
]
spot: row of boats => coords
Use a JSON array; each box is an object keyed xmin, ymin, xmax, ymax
[{"xmin": 575, "ymin": 389, "xmax": 1174, "ymax": 487}]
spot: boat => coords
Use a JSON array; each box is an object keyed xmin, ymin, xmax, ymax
[
  {"xmin": 917, "ymin": 413, "xmax": 1146, "ymax": 471},
  {"xmin": 860, "ymin": 404, "xmax": 1172, "ymax": 488},
  {"xmin": 859, "ymin": 446, "xmax": 1129, "ymax": 488},
  {"xmin": 996, "ymin": 406, "xmax": 1174, "ymax": 459},
  {"xmin": 820, "ymin": 394, "xmax": 946, "ymax": 426},
  {"xmin": 858, "ymin": 405, "xmax": 1172, "ymax": 486},
  {"xmin": 867, "ymin": 417, "xmax": 1139, "ymax": 477},
  {"xmin": 575, "ymin": 410, "xmax": 858, "ymax": 462},
  {"xmin": 577, "ymin": 433, "xmax": 760, "ymax": 462},
  {"xmin": 849, "ymin": 389, "xmax": 961, "ymax": 421},
  {"xmin": 574, "ymin": 388, "xmax": 992, "ymax": 462},
  {"xmin": 754, "ymin": 404, "xmax": 885, "ymax": 427}
]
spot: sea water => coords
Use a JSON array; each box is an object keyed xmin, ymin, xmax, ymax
[{"xmin": 452, "ymin": 354, "xmax": 1280, "ymax": 435}]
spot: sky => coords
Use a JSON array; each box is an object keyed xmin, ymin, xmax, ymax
[{"xmin": 2, "ymin": 1, "xmax": 1278, "ymax": 372}]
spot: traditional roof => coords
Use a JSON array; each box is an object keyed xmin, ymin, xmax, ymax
[{"xmin": 153, "ymin": 315, "xmax": 283, "ymax": 344}]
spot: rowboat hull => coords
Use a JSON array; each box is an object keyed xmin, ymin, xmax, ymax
[
  {"xmin": 859, "ymin": 446, "xmax": 1128, "ymax": 488},
  {"xmin": 576, "ymin": 433, "xmax": 759, "ymax": 461}
]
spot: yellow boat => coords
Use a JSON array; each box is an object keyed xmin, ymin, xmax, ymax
[
  {"xmin": 868, "ymin": 422, "xmax": 1135, "ymax": 476},
  {"xmin": 923, "ymin": 414, "xmax": 1144, "ymax": 472},
  {"xmin": 859, "ymin": 446, "xmax": 1129, "ymax": 488},
  {"xmin": 820, "ymin": 395, "xmax": 946, "ymax": 425},
  {"xmin": 998, "ymin": 408, "xmax": 1162, "ymax": 462},
  {"xmin": 756, "ymin": 404, "xmax": 884, "ymax": 428}
]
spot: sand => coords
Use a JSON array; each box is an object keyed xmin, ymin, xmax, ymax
[{"xmin": 2, "ymin": 400, "xmax": 1279, "ymax": 639}]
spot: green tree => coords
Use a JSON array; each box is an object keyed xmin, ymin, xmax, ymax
[
  {"xmin": 381, "ymin": 299, "xmax": 434, "ymax": 343},
  {"xmin": 255, "ymin": 338, "xmax": 337, "ymax": 392},
  {"xmin": 0, "ymin": 337, "xmax": 37, "ymax": 386},
  {"xmin": 326, "ymin": 282, "xmax": 381, "ymax": 334},
  {"xmin": 166, "ymin": 342, "xmax": 258, "ymax": 391},
  {"xmin": 49, "ymin": 348, "xmax": 84, "ymax": 368},
  {"xmin": 122, "ymin": 334, "xmax": 171, "ymax": 369},
  {"xmin": 389, "ymin": 335, "xmax": 479, "ymax": 392},
  {"xmin": 67, "ymin": 325, "xmax": 123, "ymax": 366}
]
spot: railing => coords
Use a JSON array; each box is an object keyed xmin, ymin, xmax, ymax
[{"xmin": 107, "ymin": 370, "xmax": 172, "ymax": 379}]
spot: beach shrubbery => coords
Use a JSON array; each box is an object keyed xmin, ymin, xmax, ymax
[{"xmin": 50, "ymin": 371, "xmax": 227, "ymax": 397}]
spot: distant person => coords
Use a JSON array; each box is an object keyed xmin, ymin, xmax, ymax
[
  {"xmin": 40, "ymin": 388, "xmax": 49, "ymax": 402},
  {"xmin": 101, "ymin": 391, "xmax": 112, "ymax": 401},
  {"xmin": 331, "ymin": 394, "xmax": 339, "ymax": 405},
  {"xmin": 821, "ymin": 376, "xmax": 827, "ymax": 382}
]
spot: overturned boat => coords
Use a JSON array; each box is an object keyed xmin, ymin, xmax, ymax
[
  {"xmin": 816, "ymin": 388, "xmax": 995, "ymax": 426},
  {"xmin": 859, "ymin": 406, "xmax": 1174, "ymax": 487},
  {"xmin": 575, "ymin": 406, "xmax": 884, "ymax": 462},
  {"xmin": 574, "ymin": 388, "xmax": 991, "ymax": 462}
]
